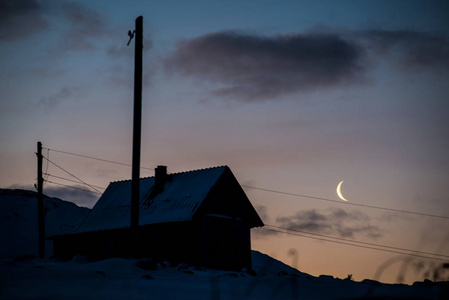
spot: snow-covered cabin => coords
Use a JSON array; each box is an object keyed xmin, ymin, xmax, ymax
[{"xmin": 49, "ymin": 166, "xmax": 264, "ymax": 270}]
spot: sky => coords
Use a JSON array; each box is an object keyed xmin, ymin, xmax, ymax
[{"xmin": 1, "ymin": 0, "xmax": 449, "ymax": 284}]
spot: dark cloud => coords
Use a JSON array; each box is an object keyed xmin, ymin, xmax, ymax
[
  {"xmin": 101, "ymin": 64, "xmax": 132, "ymax": 88},
  {"xmin": 276, "ymin": 208, "xmax": 383, "ymax": 240},
  {"xmin": 6, "ymin": 183, "xmax": 98, "ymax": 208},
  {"xmin": 107, "ymin": 45, "xmax": 131, "ymax": 58},
  {"xmin": 42, "ymin": 185, "xmax": 98, "ymax": 208},
  {"xmin": 107, "ymin": 38, "xmax": 151, "ymax": 58},
  {"xmin": 255, "ymin": 205, "xmax": 269, "ymax": 222},
  {"xmin": 164, "ymin": 29, "xmax": 449, "ymax": 102},
  {"xmin": 164, "ymin": 31, "xmax": 366, "ymax": 102},
  {"xmin": 0, "ymin": 0, "xmax": 112, "ymax": 52},
  {"xmin": 6, "ymin": 183, "xmax": 34, "ymax": 191},
  {"xmin": 252, "ymin": 205, "xmax": 279, "ymax": 239},
  {"xmin": 251, "ymin": 227, "xmax": 280, "ymax": 239},
  {"xmin": 0, "ymin": 0, "xmax": 50, "ymax": 40},
  {"xmin": 39, "ymin": 86, "xmax": 83, "ymax": 108},
  {"xmin": 56, "ymin": 1, "xmax": 112, "ymax": 52},
  {"xmin": 361, "ymin": 30, "xmax": 449, "ymax": 69}
]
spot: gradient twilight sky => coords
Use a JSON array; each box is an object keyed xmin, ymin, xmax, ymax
[{"xmin": 1, "ymin": 0, "xmax": 449, "ymax": 284}]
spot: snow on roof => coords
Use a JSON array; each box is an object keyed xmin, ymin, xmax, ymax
[{"xmin": 77, "ymin": 166, "xmax": 228, "ymax": 233}]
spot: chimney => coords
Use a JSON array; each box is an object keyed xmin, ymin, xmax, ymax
[{"xmin": 155, "ymin": 165, "xmax": 167, "ymax": 191}]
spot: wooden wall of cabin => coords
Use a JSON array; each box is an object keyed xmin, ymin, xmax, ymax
[
  {"xmin": 135, "ymin": 222, "xmax": 204, "ymax": 265},
  {"xmin": 51, "ymin": 217, "xmax": 251, "ymax": 271},
  {"xmin": 201, "ymin": 215, "xmax": 251, "ymax": 270},
  {"xmin": 51, "ymin": 222, "xmax": 205, "ymax": 264}
]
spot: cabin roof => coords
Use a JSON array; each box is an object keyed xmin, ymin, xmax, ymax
[{"xmin": 75, "ymin": 166, "xmax": 263, "ymax": 234}]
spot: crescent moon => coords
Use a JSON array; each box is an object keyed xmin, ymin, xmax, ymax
[{"xmin": 336, "ymin": 181, "xmax": 349, "ymax": 202}]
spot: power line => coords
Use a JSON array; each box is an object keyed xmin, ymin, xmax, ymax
[
  {"xmin": 44, "ymin": 180, "xmax": 102, "ymax": 195},
  {"xmin": 243, "ymin": 185, "xmax": 449, "ymax": 220},
  {"xmin": 258, "ymin": 227, "xmax": 449, "ymax": 262},
  {"xmin": 44, "ymin": 148, "xmax": 154, "ymax": 171},
  {"xmin": 265, "ymin": 224, "xmax": 449, "ymax": 259},
  {"xmin": 43, "ymin": 148, "xmax": 50, "ymax": 183},
  {"xmin": 43, "ymin": 156, "xmax": 102, "ymax": 194},
  {"xmin": 42, "ymin": 147, "xmax": 449, "ymax": 221},
  {"xmin": 37, "ymin": 147, "xmax": 449, "ymax": 261},
  {"xmin": 44, "ymin": 173, "xmax": 106, "ymax": 190}
]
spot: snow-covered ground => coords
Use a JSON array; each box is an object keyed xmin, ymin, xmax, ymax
[
  {"xmin": 1, "ymin": 252, "xmax": 446, "ymax": 300},
  {"xmin": 0, "ymin": 189, "xmax": 447, "ymax": 299}
]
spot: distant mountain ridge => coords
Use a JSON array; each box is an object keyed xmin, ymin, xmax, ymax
[{"xmin": 0, "ymin": 189, "xmax": 91, "ymax": 258}]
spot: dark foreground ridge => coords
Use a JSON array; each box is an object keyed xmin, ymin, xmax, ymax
[{"xmin": 1, "ymin": 251, "xmax": 447, "ymax": 300}]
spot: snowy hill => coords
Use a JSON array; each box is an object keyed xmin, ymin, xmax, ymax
[
  {"xmin": 0, "ymin": 189, "xmax": 91, "ymax": 258},
  {"xmin": 0, "ymin": 189, "xmax": 447, "ymax": 299}
]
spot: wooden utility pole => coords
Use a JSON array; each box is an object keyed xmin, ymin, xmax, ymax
[
  {"xmin": 130, "ymin": 16, "xmax": 143, "ymax": 230},
  {"xmin": 37, "ymin": 141, "xmax": 45, "ymax": 258}
]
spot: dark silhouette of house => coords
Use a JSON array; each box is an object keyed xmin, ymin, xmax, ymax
[{"xmin": 49, "ymin": 166, "xmax": 264, "ymax": 270}]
